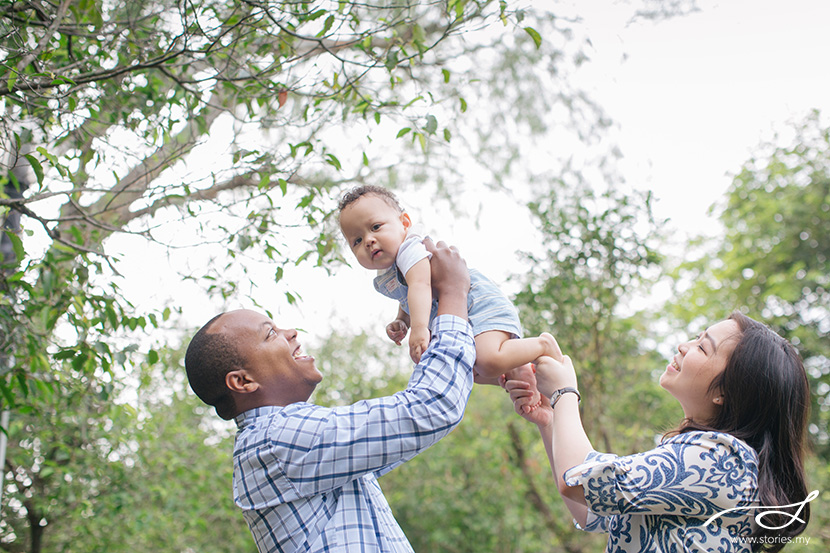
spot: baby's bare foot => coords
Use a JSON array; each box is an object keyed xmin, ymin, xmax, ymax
[
  {"xmin": 504, "ymin": 364, "xmax": 541, "ymax": 413},
  {"xmin": 539, "ymin": 332, "xmax": 562, "ymax": 361}
]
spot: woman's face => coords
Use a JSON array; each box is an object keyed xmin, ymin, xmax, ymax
[{"xmin": 660, "ymin": 319, "xmax": 741, "ymax": 423}]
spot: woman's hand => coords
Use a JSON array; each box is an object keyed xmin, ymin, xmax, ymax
[
  {"xmin": 534, "ymin": 354, "xmax": 578, "ymax": 398},
  {"xmin": 504, "ymin": 351, "xmax": 579, "ymax": 425}
]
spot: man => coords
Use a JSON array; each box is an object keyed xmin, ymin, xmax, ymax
[{"xmin": 185, "ymin": 239, "xmax": 475, "ymax": 552}]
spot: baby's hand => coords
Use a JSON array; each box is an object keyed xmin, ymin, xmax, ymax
[
  {"xmin": 386, "ymin": 319, "xmax": 409, "ymax": 346},
  {"xmin": 408, "ymin": 326, "xmax": 431, "ymax": 364}
]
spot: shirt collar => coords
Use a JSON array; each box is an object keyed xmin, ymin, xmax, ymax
[{"xmin": 234, "ymin": 405, "xmax": 283, "ymax": 430}]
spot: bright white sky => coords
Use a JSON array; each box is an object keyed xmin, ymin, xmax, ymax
[{"xmin": 117, "ymin": 0, "xmax": 830, "ymax": 344}]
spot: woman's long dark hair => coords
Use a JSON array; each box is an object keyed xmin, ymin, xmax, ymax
[{"xmin": 678, "ymin": 312, "xmax": 811, "ymax": 552}]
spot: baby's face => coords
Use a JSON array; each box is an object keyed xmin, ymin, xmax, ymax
[{"xmin": 339, "ymin": 194, "xmax": 411, "ymax": 270}]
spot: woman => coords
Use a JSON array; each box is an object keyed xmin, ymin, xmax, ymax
[{"xmin": 506, "ymin": 312, "xmax": 812, "ymax": 552}]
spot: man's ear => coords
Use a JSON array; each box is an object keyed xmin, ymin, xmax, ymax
[
  {"xmin": 226, "ymin": 369, "xmax": 259, "ymax": 394},
  {"xmin": 400, "ymin": 211, "xmax": 412, "ymax": 229}
]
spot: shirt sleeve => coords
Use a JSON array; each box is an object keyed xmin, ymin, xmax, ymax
[
  {"xmin": 563, "ymin": 432, "xmax": 759, "ymax": 533},
  {"xmin": 270, "ymin": 315, "xmax": 475, "ymax": 498},
  {"xmin": 395, "ymin": 228, "xmax": 430, "ymax": 277}
]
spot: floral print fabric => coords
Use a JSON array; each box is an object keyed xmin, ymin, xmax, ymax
[{"xmin": 564, "ymin": 431, "xmax": 759, "ymax": 552}]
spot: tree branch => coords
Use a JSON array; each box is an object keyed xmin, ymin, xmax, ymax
[
  {"xmin": 14, "ymin": 0, "xmax": 73, "ymax": 75},
  {"xmin": 506, "ymin": 421, "xmax": 583, "ymax": 553}
]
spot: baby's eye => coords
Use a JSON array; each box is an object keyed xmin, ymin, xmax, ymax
[
  {"xmin": 352, "ymin": 237, "xmax": 362, "ymax": 247},
  {"xmin": 372, "ymin": 223, "xmax": 381, "ymax": 231}
]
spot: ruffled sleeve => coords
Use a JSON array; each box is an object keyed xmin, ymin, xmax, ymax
[{"xmin": 563, "ymin": 432, "xmax": 759, "ymax": 534}]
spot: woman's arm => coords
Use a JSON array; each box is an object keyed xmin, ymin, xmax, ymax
[{"xmin": 507, "ymin": 355, "xmax": 593, "ymax": 526}]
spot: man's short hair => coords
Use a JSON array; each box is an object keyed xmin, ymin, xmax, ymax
[
  {"xmin": 337, "ymin": 185, "xmax": 402, "ymax": 213},
  {"xmin": 185, "ymin": 313, "xmax": 243, "ymax": 420}
]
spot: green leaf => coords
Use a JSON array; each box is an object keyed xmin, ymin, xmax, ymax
[
  {"xmin": 396, "ymin": 127, "xmax": 411, "ymax": 138},
  {"xmin": 524, "ymin": 27, "xmax": 542, "ymax": 49},
  {"xmin": 307, "ymin": 9, "xmax": 327, "ymax": 21},
  {"xmin": 424, "ymin": 115, "xmax": 438, "ymax": 135},
  {"xmin": 385, "ymin": 50, "xmax": 399, "ymax": 71},
  {"xmin": 24, "ymin": 154, "xmax": 44, "ymax": 185},
  {"xmin": 147, "ymin": 349, "xmax": 159, "ymax": 364},
  {"xmin": 50, "ymin": 75, "xmax": 77, "ymax": 86},
  {"xmin": 6, "ymin": 71, "xmax": 17, "ymax": 91},
  {"xmin": 442, "ymin": 69, "xmax": 451, "ymax": 83},
  {"xmin": 325, "ymin": 153, "xmax": 342, "ymax": 170},
  {"xmin": 258, "ymin": 172, "xmax": 270, "ymax": 190},
  {"xmin": 53, "ymin": 348, "xmax": 76, "ymax": 360},
  {"xmin": 459, "ymin": 97, "xmax": 468, "ymax": 113},
  {"xmin": 4, "ymin": 230, "xmax": 24, "ymax": 262},
  {"xmin": 319, "ymin": 15, "xmax": 334, "ymax": 36}
]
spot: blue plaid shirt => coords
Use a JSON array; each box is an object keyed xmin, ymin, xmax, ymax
[{"xmin": 233, "ymin": 315, "xmax": 475, "ymax": 553}]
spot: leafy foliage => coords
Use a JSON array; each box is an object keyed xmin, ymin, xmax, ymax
[
  {"xmin": 0, "ymin": 2, "xmax": 617, "ymax": 549},
  {"xmin": 0, "ymin": 343, "xmax": 254, "ymax": 552},
  {"xmin": 513, "ymin": 180, "xmax": 669, "ymax": 450},
  {"xmin": 0, "ymin": 0, "xmax": 601, "ymax": 411},
  {"xmin": 671, "ymin": 110, "xmax": 830, "ymax": 457}
]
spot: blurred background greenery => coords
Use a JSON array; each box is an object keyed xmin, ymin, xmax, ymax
[{"xmin": 1, "ymin": 0, "xmax": 828, "ymax": 551}]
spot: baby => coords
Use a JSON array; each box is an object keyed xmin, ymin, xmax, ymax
[{"xmin": 338, "ymin": 185, "xmax": 555, "ymax": 408}]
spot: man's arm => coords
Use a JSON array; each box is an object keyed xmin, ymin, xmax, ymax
[
  {"xmin": 260, "ymin": 240, "xmax": 473, "ymax": 498},
  {"xmin": 424, "ymin": 237, "xmax": 469, "ymax": 319}
]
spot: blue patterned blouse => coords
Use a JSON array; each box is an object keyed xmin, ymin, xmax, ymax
[{"xmin": 563, "ymin": 431, "xmax": 760, "ymax": 552}]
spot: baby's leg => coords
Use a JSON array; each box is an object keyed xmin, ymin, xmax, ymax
[
  {"xmin": 473, "ymin": 330, "xmax": 555, "ymax": 378},
  {"xmin": 474, "ymin": 331, "xmax": 560, "ymax": 412}
]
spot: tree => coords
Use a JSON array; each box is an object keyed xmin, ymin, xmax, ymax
[
  {"xmin": 513, "ymin": 179, "xmax": 668, "ymax": 443},
  {"xmin": 0, "ymin": 0, "xmax": 603, "ymax": 408},
  {"xmin": 0, "ymin": 356, "xmax": 136, "ymax": 552},
  {"xmin": 308, "ymin": 325, "xmax": 604, "ymax": 552},
  {"xmin": 667, "ymin": 110, "xmax": 830, "ymax": 548},
  {"xmin": 670, "ymin": 110, "xmax": 830, "ymax": 457},
  {"xmin": 0, "ymin": 341, "xmax": 255, "ymax": 553},
  {"xmin": 0, "ymin": 1, "xmax": 698, "ymax": 549}
]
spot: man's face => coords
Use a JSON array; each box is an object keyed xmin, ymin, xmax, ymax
[{"xmin": 212, "ymin": 309, "xmax": 322, "ymax": 405}]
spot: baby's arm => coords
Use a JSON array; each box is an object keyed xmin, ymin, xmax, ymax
[
  {"xmin": 405, "ymin": 257, "xmax": 432, "ymax": 363},
  {"xmin": 386, "ymin": 306, "xmax": 410, "ymax": 345}
]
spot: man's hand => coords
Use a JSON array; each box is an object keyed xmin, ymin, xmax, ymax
[
  {"xmin": 386, "ymin": 319, "xmax": 408, "ymax": 345},
  {"xmin": 423, "ymin": 237, "xmax": 469, "ymax": 319}
]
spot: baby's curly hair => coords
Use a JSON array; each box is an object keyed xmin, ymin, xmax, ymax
[{"xmin": 337, "ymin": 185, "xmax": 402, "ymax": 214}]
